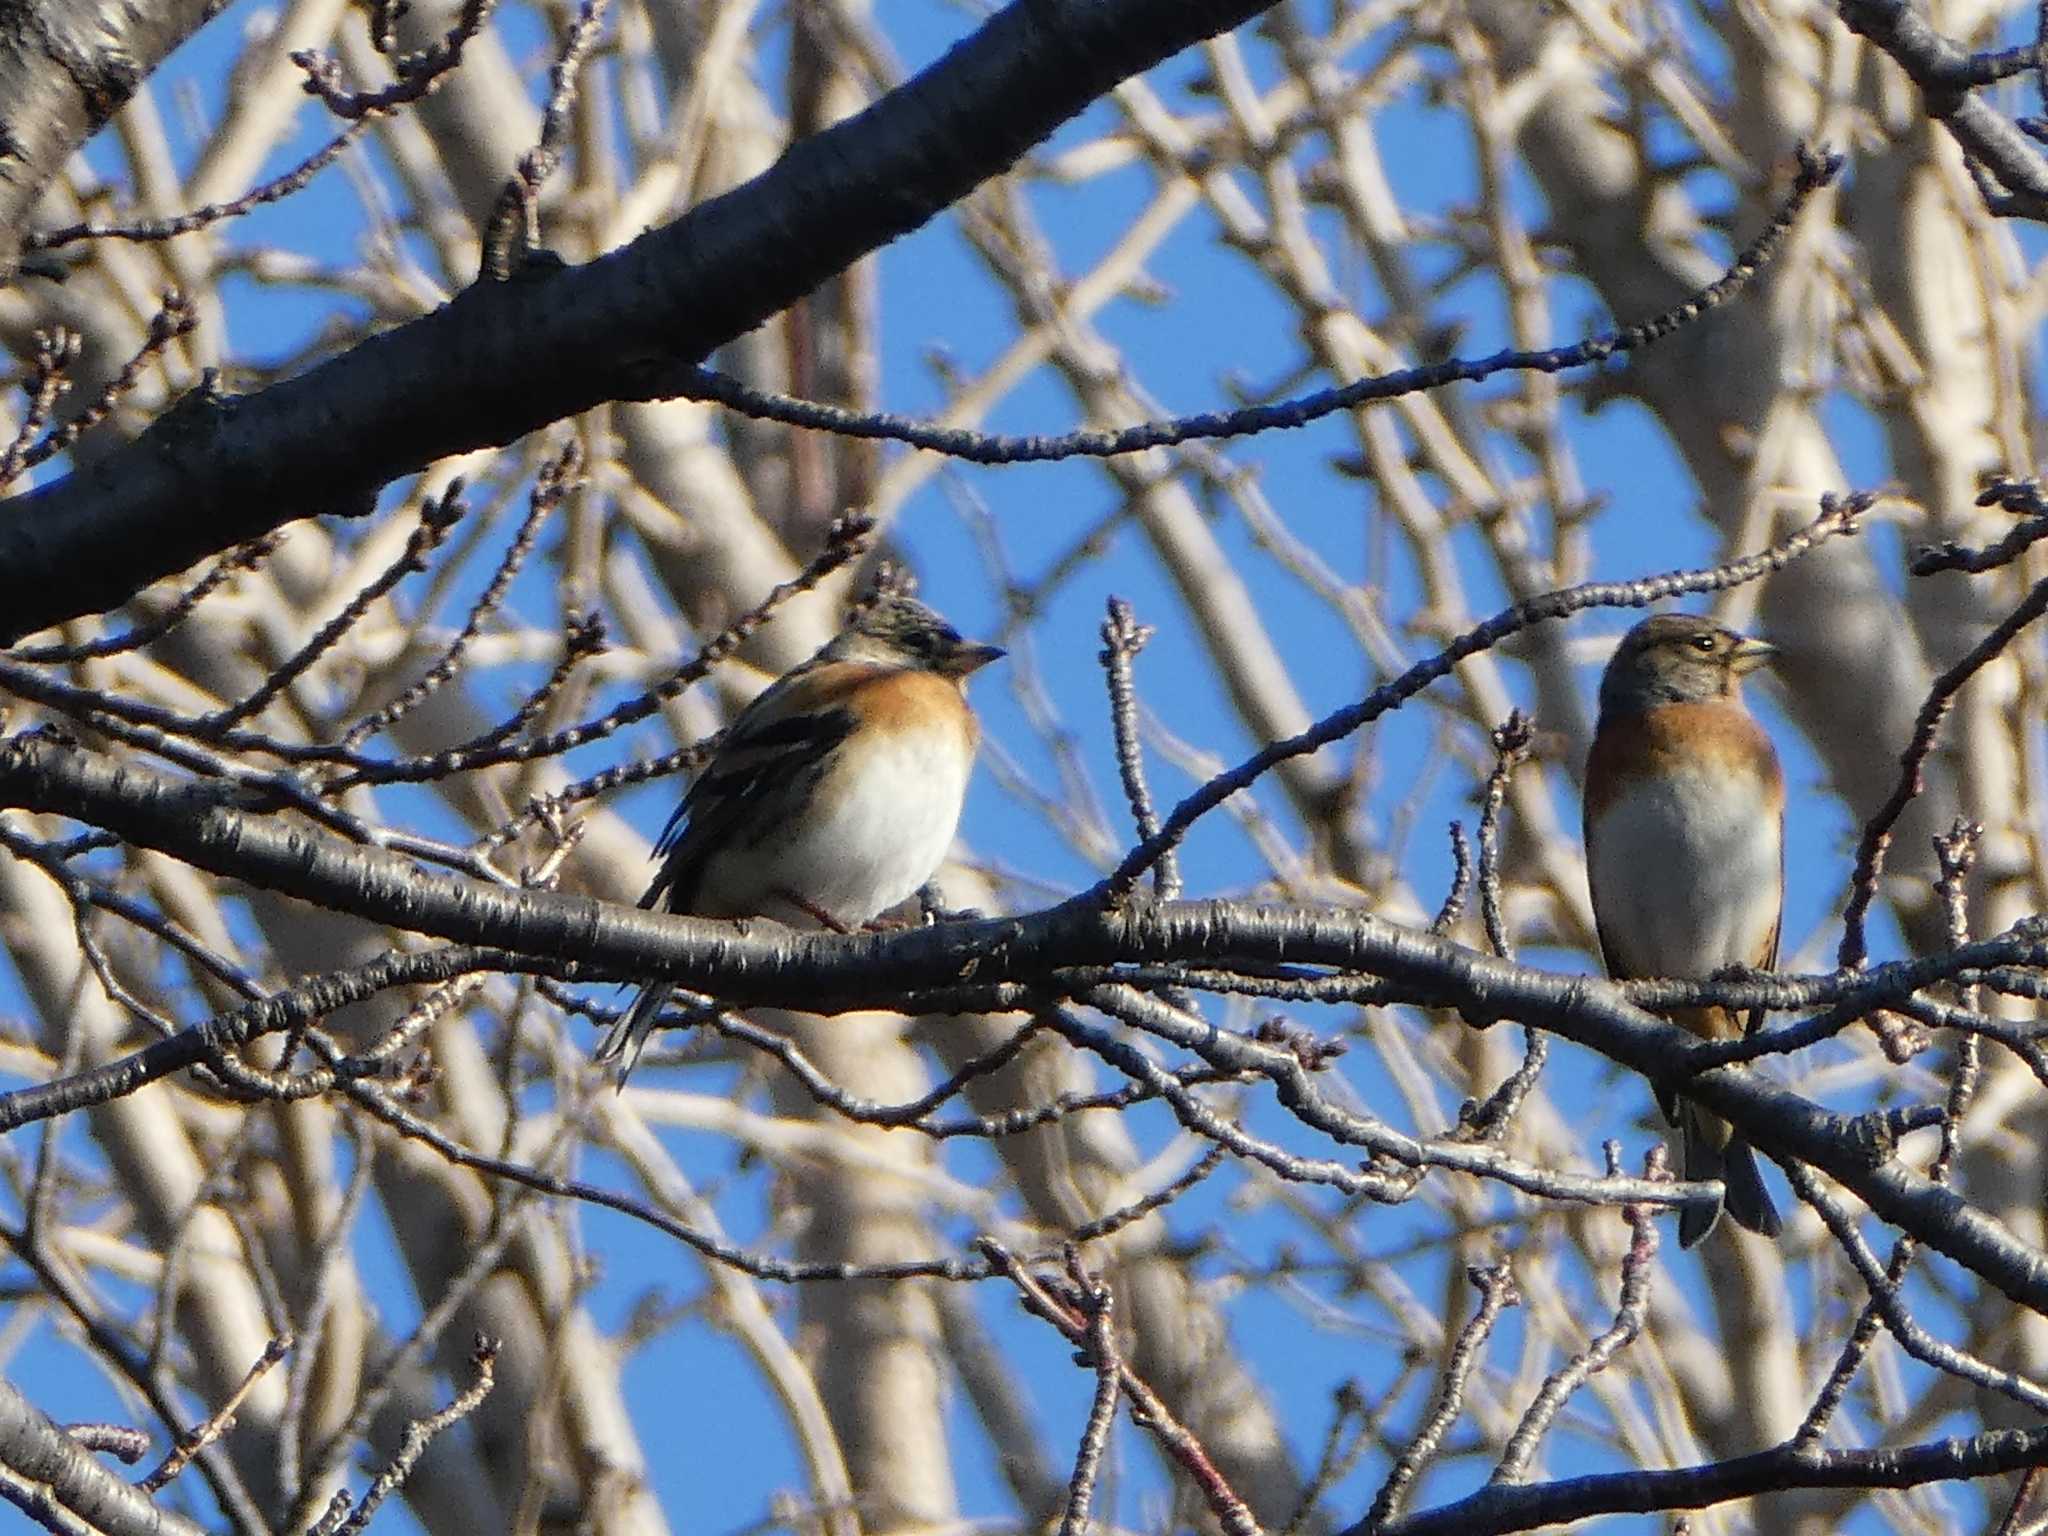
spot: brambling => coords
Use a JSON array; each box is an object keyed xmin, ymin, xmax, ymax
[
  {"xmin": 1584, "ymin": 613, "xmax": 1785, "ymax": 1248},
  {"xmin": 596, "ymin": 594, "xmax": 1003, "ymax": 1080}
]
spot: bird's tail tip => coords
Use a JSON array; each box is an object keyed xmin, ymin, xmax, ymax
[
  {"xmin": 1677, "ymin": 1195, "xmax": 1722, "ymax": 1249},
  {"xmin": 1676, "ymin": 1121, "xmax": 1781, "ymax": 1247},
  {"xmin": 595, "ymin": 986, "xmax": 666, "ymax": 1086},
  {"xmin": 1722, "ymin": 1137, "xmax": 1782, "ymax": 1239}
]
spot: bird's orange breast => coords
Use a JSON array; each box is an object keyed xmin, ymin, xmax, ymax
[
  {"xmin": 1583, "ymin": 700, "xmax": 1783, "ymax": 827},
  {"xmin": 850, "ymin": 668, "xmax": 979, "ymax": 750}
]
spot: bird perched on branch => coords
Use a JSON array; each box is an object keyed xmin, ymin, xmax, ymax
[
  {"xmin": 1584, "ymin": 612, "xmax": 1785, "ymax": 1248},
  {"xmin": 597, "ymin": 594, "xmax": 1004, "ymax": 1082}
]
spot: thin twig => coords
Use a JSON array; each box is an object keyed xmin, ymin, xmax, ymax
[
  {"xmin": 1056, "ymin": 1252, "xmax": 1120, "ymax": 1536},
  {"xmin": 141, "ymin": 1335, "xmax": 294, "ymax": 1491},
  {"xmin": 1786, "ymin": 1161, "xmax": 2048, "ymax": 1415},
  {"xmin": 1995, "ymin": 1466, "xmax": 2047, "ymax": 1536},
  {"xmin": 1430, "ymin": 822, "xmax": 1473, "ymax": 935},
  {"xmin": 310, "ymin": 1334, "xmax": 499, "ymax": 1536},
  {"xmin": 1100, "ymin": 596, "xmax": 1178, "ymax": 897},
  {"xmin": 1839, "ymin": 569, "xmax": 2048, "ymax": 969},
  {"xmin": 677, "ymin": 146, "xmax": 1841, "ymax": 464},
  {"xmin": 7, "ymin": 533, "xmax": 281, "ymax": 663},
  {"xmin": 60, "ymin": 1424, "xmax": 149, "ymax": 1462},
  {"xmin": 1799, "ymin": 818, "xmax": 1987, "ymax": 1445},
  {"xmin": 333, "ymin": 514, "xmax": 872, "ymax": 789},
  {"xmin": 1065, "ymin": 1144, "xmax": 1227, "ymax": 1246},
  {"xmin": 983, "ymin": 1239, "xmax": 1265, "ymax": 1536},
  {"xmin": 1360, "ymin": 1263, "xmax": 1520, "ymax": 1533},
  {"xmin": 1911, "ymin": 479, "xmax": 2048, "ymax": 573},
  {"xmin": 0, "ymin": 329, "xmax": 78, "ymax": 488},
  {"xmin": 206, "ymin": 484, "xmax": 467, "ymax": 732},
  {"xmin": 481, "ymin": 0, "xmax": 612, "ymax": 278},
  {"xmin": 1491, "ymin": 1145, "xmax": 1657, "ymax": 1483},
  {"xmin": 28, "ymin": 133, "xmax": 369, "ymax": 250},
  {"xmin": 292, "ymin": 0, "xmax": 497, "ymax": 119},
  {"xmin": 1476, "ymin": 711, "xmax": 1532, "ymax": 960},
  {"xmin": 342, "ymin": 442, "xmax": 575, "ymax": 746},
  {"xmin": 1278, "ymin": 1376, "xmax": 1413, "ymax": 1536},
  {"xmin": 22, "ymin": 293, "xmax": 196, "ymax": 468}
]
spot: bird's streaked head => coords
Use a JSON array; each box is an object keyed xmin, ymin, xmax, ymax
[
  {"xmin": 831, "ymin": 595, "xmax": 1005, "ymax": 679},
  {"xmin": 1598, "ymin": 612, "xmax": 1775, "ymax": 715}
]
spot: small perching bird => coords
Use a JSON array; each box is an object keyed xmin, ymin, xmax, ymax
[
  {"xmin": 1583, "ymin": 612, "xmax": 1786, "ymax": 1248},
  {"xmin": 596, "ymin": 594, "xmax": 1004, "ymax": 1082}
]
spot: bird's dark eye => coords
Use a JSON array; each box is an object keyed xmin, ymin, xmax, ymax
[{"xmin": 1690, "ymin": 635, "xmax": 1716, "ymax": 653}]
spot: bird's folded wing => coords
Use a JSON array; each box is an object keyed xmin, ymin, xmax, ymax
[{"xmin": 642, "ymin": 662, "xmax": 876, "ymax": 909}]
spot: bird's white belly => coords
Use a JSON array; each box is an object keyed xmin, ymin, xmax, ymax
[
  {"xmin": 1590, "ymin": 761, "xmax": 1779, "ymax": 977},
  {"xmin": 725, "ymin": 723, "xmax": 972, "ymax": 927}
]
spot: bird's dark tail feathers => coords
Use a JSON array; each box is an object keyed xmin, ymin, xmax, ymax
[
  {"xmin": 1677, "ymin": 1101, "xmax": 1783, "ymax": 1248},
  {"xmin": 595, "ymin": 985, "xmax": 669, "ymax": 1086}
]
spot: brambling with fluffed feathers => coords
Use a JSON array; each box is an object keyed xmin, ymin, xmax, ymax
[
  {"xmin": 1584, "ymin": 612, "xmax": 1785, "ymax": 1248},
  {"xmin": 597, "ymin": 594, "xmax": 1004, "ymax": 1080}
]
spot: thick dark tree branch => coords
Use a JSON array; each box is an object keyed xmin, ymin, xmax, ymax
[
  {"xmin": 0, "ymin": 0, "xmax": 1288, "ymax": 644},
  {"xmin": 1370, "ymin": 1425, "xmax": 2048, "ymax": 1536},
  {"xmin": 3, "ymin": 732, "xmax": 2047, "ymax": 1310}
]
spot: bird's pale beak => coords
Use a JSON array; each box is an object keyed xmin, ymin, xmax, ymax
[
  {"xmin": 946, "ymin": 643, "xmax": 1006, "ymax": 677},
  {"xmin": 1728, "ymin": 637, "xmax": 1778, "ymax": 676}
]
